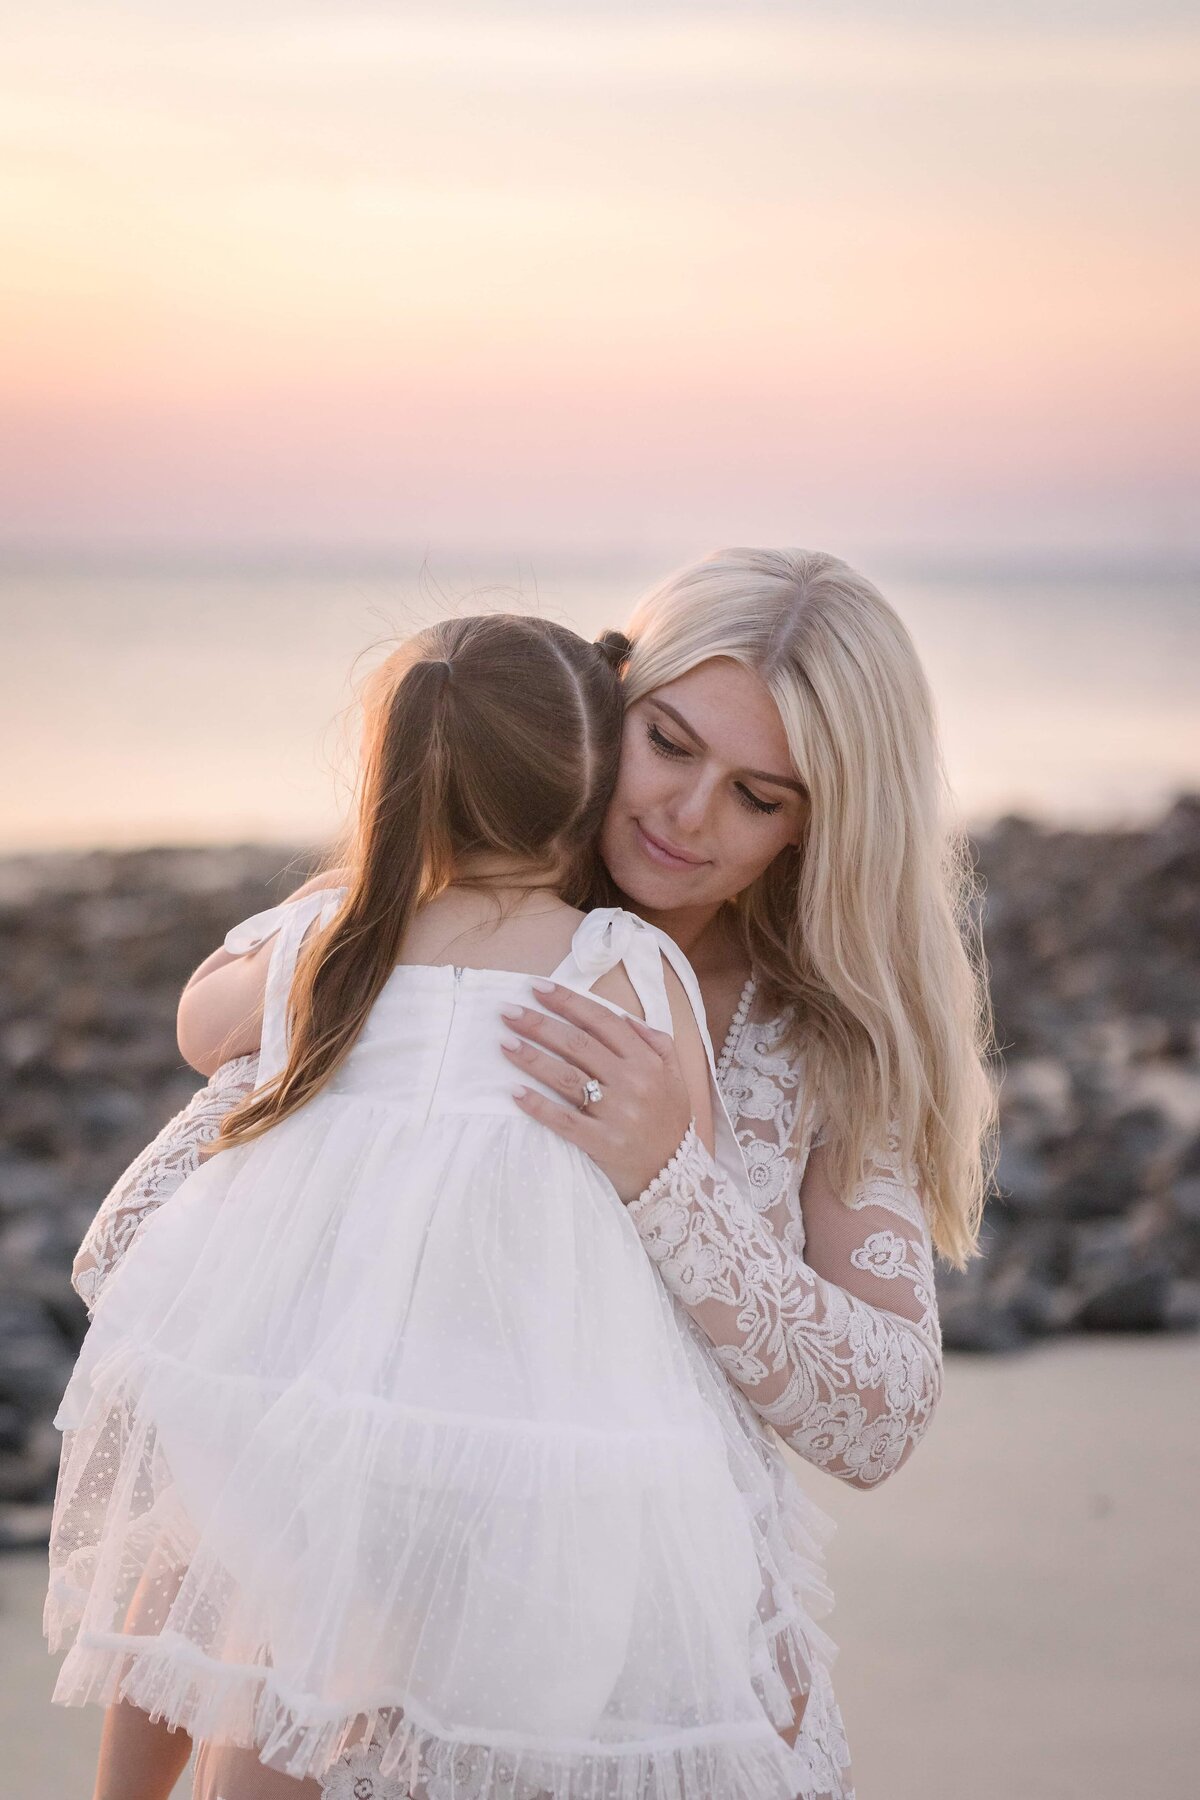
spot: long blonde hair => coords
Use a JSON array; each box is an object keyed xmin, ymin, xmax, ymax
[
  {"xmin": 219, "ymin": 614, "xmax": 624, "ymax": 1150},
  {"xmin": 621, "ymin": 549, "xmax": 996, "ymax": 1269}
]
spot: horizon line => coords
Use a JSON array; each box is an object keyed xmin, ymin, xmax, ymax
[{"xmin": 1, "ymin": 542, "xmax": 1198, "ymax": 583}]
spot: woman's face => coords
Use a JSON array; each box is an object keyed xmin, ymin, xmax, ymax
[{"xmin": 599, "ymin": 657, "xmax": 808, "ymax": 914}]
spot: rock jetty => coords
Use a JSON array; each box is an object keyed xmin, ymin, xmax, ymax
[{"xmin": 942, "ymin": 795, "xmax": 1200, "ymax": 1351}]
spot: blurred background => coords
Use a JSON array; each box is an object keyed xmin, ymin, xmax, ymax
[{"xmin": 1, "ymin": 4, "xmax": 1197, "ymax": 1796}]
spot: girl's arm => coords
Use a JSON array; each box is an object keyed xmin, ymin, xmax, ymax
[
  {"xmin": 176, "ymin": 939, "xmax": 272, "ymax": 1075},
  {"xmin": 176, "ymin": 872, "xmax": 348, "ymax": 1074},
  {"xmin": 179, "ymin": 869, "xmax": 350, "ymax": 999}
]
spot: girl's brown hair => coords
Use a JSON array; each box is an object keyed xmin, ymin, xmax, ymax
[{"xmin": 218, "ymin": 614, "xmax": 624, "ymax": 1149}]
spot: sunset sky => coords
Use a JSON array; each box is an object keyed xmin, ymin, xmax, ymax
[{"xmin": 1, "ymin": 0, "xmax": 1197, "ymax": 564}]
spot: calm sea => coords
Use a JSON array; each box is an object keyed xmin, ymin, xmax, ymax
[{"xmin": 1, "ymin": 560, "xmax": 1195, "ymax": 851}]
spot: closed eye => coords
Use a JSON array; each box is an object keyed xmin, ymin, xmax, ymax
[
  {"xmin": 645, "ymin": 720, "xmax": 783, "ymax": 816},
  {"xmin": 735, "ymin": 787, "xmax": 783, "ymax": 816},
  {"xmin": 647, "ymin": 721, "xmax": 688, "ymax": 759}
]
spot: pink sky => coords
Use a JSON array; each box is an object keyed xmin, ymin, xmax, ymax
[{"xmin": 2, "ymin": 4, "xmax": 1197, "ymax": 562}]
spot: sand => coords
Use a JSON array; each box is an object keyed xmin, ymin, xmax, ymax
[{"xmin": 4, "ymin": 1333, "xmax": 1198, "ymax": 1800}]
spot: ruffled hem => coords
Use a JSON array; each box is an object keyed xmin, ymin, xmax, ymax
[
  {"xmin": 46, "ymin": 1378, "xmax": 853, "ymax": 1798},
  {"xmin": 47, "ymin": 1372, "xmax": 853, "ymax": 1799},
  {"xmin": 51, "ymin": 1628, "xmax": 814, "ymax": 1799},
  {"xmin": 46, "ymin": 1326, "xmax": 825, "ymax": 1799}
]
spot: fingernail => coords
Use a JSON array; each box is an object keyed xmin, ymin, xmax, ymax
[
  {"xmin": 500, "ymin": 1007, "xmax": 524, "ymax": 1021},
  {"xmin": 512, "ymin": 1086, "xmax": 528, "ymax": 1099},
  {"xmin": 531, "ymin": 980, "xmax": 555, "ymax": 994},
  {"xmin": 500, "ymin": 1036, "xmax": 522, "ymax": 1052}
]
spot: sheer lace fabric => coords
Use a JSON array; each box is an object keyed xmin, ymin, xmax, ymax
[
  {"xmin": 629, "ymin": 983, "xmax": 942, "ymax": 1491},
  {"xmin": 71, "ymin": 1056, "xmax": 258, "ymax": 1316}
]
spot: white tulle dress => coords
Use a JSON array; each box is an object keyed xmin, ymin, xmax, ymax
[{"xmin": 45, "ymin": 901, "xmax": 837, "ymax": 1800}]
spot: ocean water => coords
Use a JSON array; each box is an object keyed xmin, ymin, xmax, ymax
[{"xmin": 0, "ymin": 560, "xmax": 1195, "ymax": 852}]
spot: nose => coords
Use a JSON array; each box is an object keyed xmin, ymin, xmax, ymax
[{"xmin": 669, "ymin": 767, "xmax": 718, "ymax": 836}]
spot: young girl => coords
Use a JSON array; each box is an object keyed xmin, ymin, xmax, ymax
[{"xmin": 45, "ymin": 614, "xmax": 829, "ymax": 1800}]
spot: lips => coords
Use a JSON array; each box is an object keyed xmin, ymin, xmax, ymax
[{"xmin": 634, "ymin": 821, "xmax": 708, "ymax": 870}]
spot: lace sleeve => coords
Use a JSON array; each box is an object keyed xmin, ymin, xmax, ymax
[
  {"xmin": 70, "ymin": 1056, "xmax": 259, "ymax": 1316},
  {"xmin": 626, "ymin": 1107, "xmax": 943, "ymax": 1491}
]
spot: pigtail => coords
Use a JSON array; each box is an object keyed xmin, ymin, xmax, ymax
[
  {"xmin": 218, "ymin": 657, "xmax": 457, "ymax": 1149},
  {"xmin": 595, "ymin": 628, "xmax": 634, "ymax": 675}
]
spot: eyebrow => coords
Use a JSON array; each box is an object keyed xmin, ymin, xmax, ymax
[{"xmin": 649, "ymin": 698, "xmax": 807, "ymax": 795}]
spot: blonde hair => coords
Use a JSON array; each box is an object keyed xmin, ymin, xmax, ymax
[
  {"xmin": 620, "ymin": 549, "xmax": 996, "ymax": 1270},
  {"xmin": 219, "ymin": 614, "xmax": 624, "ymax": 1150}
]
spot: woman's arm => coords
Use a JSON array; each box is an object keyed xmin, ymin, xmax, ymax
[
  {"xmin": 71, "ymin": 1056, "xmax": 259, "ymax": 1313},
  {"xmin": 626, "ymin": 1121, "xmax": 942, "ymax": 1491},
  {"xmin": 500, "ymin": 985, "xmax": 942, "ymax": 1491}
]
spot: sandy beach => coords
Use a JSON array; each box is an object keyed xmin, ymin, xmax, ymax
[{"xmin": 4, "ymin": 1332, "xmax": 1197, "ymax": 1799}]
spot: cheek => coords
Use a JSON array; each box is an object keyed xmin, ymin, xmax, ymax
[
  {"xmin": 599, "ymin": 732, "xmax": 643, "ymax": 855},
  {"xmin": 720, "ymin": 811, "xmax": 797, "ymax": 890},
  {"xmin": 610, "ymin": 725, "xmax": 669, "ymax": 813}
]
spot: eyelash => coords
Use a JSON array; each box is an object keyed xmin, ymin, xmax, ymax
[{"xmin": 645, "ymin": 721, "xmax": 784, "ymax": 816}]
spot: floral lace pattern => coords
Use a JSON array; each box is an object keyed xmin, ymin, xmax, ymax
[
  {"xmin": 319, "ymin": 1741, "xmax": 410, "ymax": 1799},
  {"xmin": 628, "ymin": 992, "xmax": 943, "ymax": 1490},
  {"xmin": 70, "ymin": 1056, "xmax": 258, "ymax": 1315}
]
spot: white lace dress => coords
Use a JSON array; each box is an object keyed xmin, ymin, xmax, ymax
[{"xmin": 68, "ymin": 921, "xmax": 943, "ymax": 1800}]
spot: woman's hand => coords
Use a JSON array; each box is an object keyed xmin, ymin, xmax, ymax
[{"xmin": 499, "ymin": 982, "xmax": 694, "ymax": 1203}]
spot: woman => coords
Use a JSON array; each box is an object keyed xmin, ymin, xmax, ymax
[{"xmin": 72, "ymin": 548, "xmax": 995, "ymax": 1800}]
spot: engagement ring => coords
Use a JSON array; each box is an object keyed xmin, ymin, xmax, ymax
[{"xmin": 580, "ymin": 1077, "xmax": 604, "ymax": 1108}]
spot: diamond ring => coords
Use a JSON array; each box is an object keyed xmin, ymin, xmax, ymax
[{"xmin": 580, "ymin": 1077, "xmax": 604, "ymax": 1109}]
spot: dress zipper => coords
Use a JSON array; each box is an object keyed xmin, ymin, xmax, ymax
[{"xmin": 419, "ymin": 965, "xmax": 463, "ymax": 1128}]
